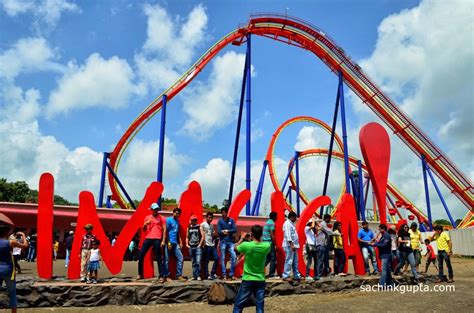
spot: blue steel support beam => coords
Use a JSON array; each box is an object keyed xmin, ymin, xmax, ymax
[
  {"xmin": 281, "ymin": 155, "xmax": 297, "ymax": 192},
  {"xmin": 245, "ymin": 34, "xmax": 252, "ymax": 215},
  {"xmin": 321, "ymin": 77, "xmax": 341, "ymax": 216},
  {"xmin": 349, "ymin": 175, "xmax": 359, "ymax": 218},
  {"xmin": 157, "ymin": 94, "xmax": 167, "ymax": 208},
  {"xmin": 421, "ymin": 155, "xmax": 433, "ymax": 230},
  {"xmin": 105, "ymin": 161, "xmax": 136, "ymax": 210},
  {"xmin": 357, "ymin": 160, "xmax": 366, "ymax": 221},
  {"xmin": 426, "ymin": 161, "xmax": 457, "ymax": 228},
  {"xmin": 228, "ymin": 44, "xmax": 249, "ymax": 205},
  {"xmin": 295, "ymin": 151, "xmax": 301, "ymax": 217},
  {"xmin": 288, "ymin": 187, "xmax": 293, "ymax": 207},
  {"xmin": 339, "ymin": 70, "xmax": 351, "ymax": 195},
  {"xmin": 98, "ymin": 152, "xmax": 109, "ymax": 208},
  {"xmin": 251, "ymin": 160, "xmax": 268, "ymax": 216}
]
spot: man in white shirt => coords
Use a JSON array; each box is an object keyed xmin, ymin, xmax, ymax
[
  {"xmin": 304, "ymin": 215, "xmax": 318, "ymax": 281},
  {"xmin": 282, "ymin": 212, "xmax": 301, "ymax": 282}
]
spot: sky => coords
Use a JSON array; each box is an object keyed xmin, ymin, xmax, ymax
[{"xmin": 0, "ymin": 0, "xmax": 472, "ymax": 221}]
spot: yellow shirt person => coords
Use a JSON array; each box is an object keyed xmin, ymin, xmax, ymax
[
  {"xmin": 433, "ymin": 231, "xmax": 451, "ymax": 252},
  {"xmin": 409, "ymin": 229, "xmax": 422, "ymax": 250}
]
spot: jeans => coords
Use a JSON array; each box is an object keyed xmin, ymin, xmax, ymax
[
  {"xmin": 138, "ymin": 238, "xmax": 164, "ymax": 278},
  {"xmin": 437, "ymin": 250, "xmax": 453, "ymax": 279},
  {"xmin": 0, "ymin": 273, "xmax": 16, "ymax": 308},
  {"xmin": 334, "ymin": 248, "xmax": 346, "ymax": 274},
  {"xmin": 220, "ymin": 241, "xmax": 237, "ymax": 277},
  {"xmin": 283, "ymin": 246, "xmax": 301, "ymax": 279},
  {"xmin": 265, "ymin": 242, "xmax": 277, "ymax": 277},
  {"xmin": 27, "ymin": 245, "xmax": 36, "ymax": 262},
  {"xmin": 380, "ymin": 256, "xmax": 393, "ymax": 286},
  {"xmin": 65, "ymin": 248, "xmax": 71, "ymax": 267},
  {"xmin": 305, "ymin": 244, "xmax": 318, "ymax": 277},
  {"xmin": 189, "ymin": 246, "xmax": 202, "ymax": 279},
  {"xmin": 203, "ymin": 245, "xmax": 219, "ymax": 277},
  {"xmin": 316, "ymin": 245, "xmax": 329, "ymax": 276},
  {"xmin": 361, "ymin": 246, "xmax": 378, "ymax": 273},
  {"xmin": 233, "ymin": 280, "xmax": 266, "ymax": 313},
  {"xmin": 163, "ymin": 243, "xmax": 184, "ymax": 277},
  {"xmin": 394, "ymin": 250, "xmax": 419, "ymax": 279}
]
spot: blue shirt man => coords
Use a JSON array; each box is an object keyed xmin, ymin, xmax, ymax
[
  {"xmin": 357, "ymin": 227, "xmax": 375, "ymax": 247},
  {"xmin": 217, "ymin": 208, "xmax": 237, "ymax": 279},
  {"xmin": 166, "ymin": 217, "xmax": 179, "ymax": 244},
  {"xmin": 163, "ymin": 208, "xmax": 185, "ymax": 281},
  {"xmin": 358, "ymin": 221, "xmax": 378, "ymax": 274}
]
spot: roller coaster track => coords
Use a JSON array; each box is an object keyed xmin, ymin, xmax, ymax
[{"xmin": 108, "ymin": 14, "xmax": 473, "ymax": 213}]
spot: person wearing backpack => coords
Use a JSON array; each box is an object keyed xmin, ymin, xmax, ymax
[
  {"xmin": 315, "ymin": 214, "xmax": 335, "ymax": 276},
  {"xmin": 232, "ymin": 225, "xmax": 270, "ymax": 313}
]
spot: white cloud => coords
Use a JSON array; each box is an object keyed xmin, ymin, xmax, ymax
[
  {"xmin": 46, "ymin": 53, "xmax": 143, "ymax": 116},
  {"xmin": 119, "ymin": 137, "xmax": 189, "ymax": 201},
  {"xmin": 0, "ymin": 118, "xmax": 102, "ymax": 202},
  {"xmin": 180, "ymin": 51, "xmax": 252, "ymax": 140},
  {"xmin": 348, "ymin": 0, "xmax": 473, "ymax": 219},
  {"xmin": 0, "ymin": 0, "xmax": 80, "ymax": 33},
  {"xmin": 0, "ymin": 37, "xmax": 63, "ymax": 80},
  {"xmin": 136, "ymin": 3, "xmax": 208, "ymax": 92}
]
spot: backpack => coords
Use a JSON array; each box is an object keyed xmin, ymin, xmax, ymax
[{"xmin": 208, "ymin": 282, "xmax": 236, "ymax": 305}]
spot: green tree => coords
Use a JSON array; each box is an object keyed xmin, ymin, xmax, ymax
[
  {"xmin": 433, "ymin": 219, "xmax": 451, "ymax": 226},
  {"xmin": 0, "ymin": 178, "xmax": 74, "ymax": 205}
]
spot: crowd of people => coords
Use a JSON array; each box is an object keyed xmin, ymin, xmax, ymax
[{"xmin": 0, "ymin": 204, "xmax": 457, "ymax": 312}]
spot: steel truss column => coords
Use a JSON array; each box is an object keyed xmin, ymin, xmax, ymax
[
  {"xmin": 357, "ymin": 160, "xmax": 366, "ymax": 221},
  {"xmin": 245, "ymin": 34, "xmax": 252, "ymax": 215},
  {"xmin": 421, "ymin": 155, "xmax": 433, "ymax": 230},
  {"xmin": 98, "ymin": 152, "xmax": 109, "ymax": 208},
  {"xmin": 424, "ymin": 157, "xmax": 456, "ymax": 228},
  {"xmin": 338, "ymin": 71, "xmax": 351, "ymax": 195},
  {"xmin": 228, "ymin": 41, "xmax": 250, "ymax": 206},
  {"xmin": 157, "ymin": 94, "xmax": 167, "ymax": 208},
  {"xmin": 321, "ymin": 76, "xmax": 341, "ymax": 216},
  {"xmin": 251, "ymin": 160, "xmax": 268, "ymax": 216},
  {"xmin": 295, "ymin": 151, "xmax": 301, "ymax": 217}
]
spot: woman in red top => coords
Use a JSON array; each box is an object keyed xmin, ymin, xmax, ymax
[
  {"xmin": 137, "ymin": 203, "xmax": 167, "ymax": 281},
  {"xmin": 423, "ymin": 239, "xmax": 439, "ymax": 273}
]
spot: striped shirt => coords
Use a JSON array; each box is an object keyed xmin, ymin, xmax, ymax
[
  {"xmin": 283, "ymin": 219, "xmax": 299, "ymax": 248},
  {"xmin": 262, "ymin": 219, "xmax": 275, "ymax": 242}
]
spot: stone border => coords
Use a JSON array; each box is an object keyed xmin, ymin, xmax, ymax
[{"xmin": 0, "ymin": 275, "xmax": 435, "ymax": 308}]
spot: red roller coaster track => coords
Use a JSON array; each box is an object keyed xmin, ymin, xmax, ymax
[{"xmin": 108, "ymin": 14, "xmax": 473, "ymax": 213}]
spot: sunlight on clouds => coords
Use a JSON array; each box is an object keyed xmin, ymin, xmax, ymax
[{"xmin": 46, "ymin": 53, "xmax": 143, "ymax": 117}]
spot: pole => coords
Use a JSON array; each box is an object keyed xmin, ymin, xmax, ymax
[
  {"xmin": 157, "ymin": 94, "xmax": 167, "ymax": 207},
  {"xmin": 98, "ymin": 152, "xmax": 109, "ymax": 208},
  {"xmin": 321, "ymin": 78, "xmax": 341, "ymax": 216},
  {"xmin": 295, "ymin": 151, "xmax": 301, "ymax": 217},
  {"xmin": 251, "ymin": 160, "xmax": 268, "ymax": 216},
  {"xmin": 421, "ymin": 155, "xmax": 433, "ymax": 230},
  {"xmin": 105, "ymin": 161, "xmax": 136, "ymax": 210},
  {"xmin": 245, "ymin": 34, "xmax": 252, "ymax": 215},
  {"xmin": 426, "ymin": 163, "xmax": 456, "ymax": 228},
  {"xmin": 357, "ymin": 160, "xmax": 366, "ymax": 221},
  {"xmin": 282, "ymin": 154, "xmax": 297, "ymax": 192},
  {"xmin": 338, "ymin": 70, "xmax": 351, "ymax": 195},
  {"xmin": 228, "ymin": 44, "xmax": 249, "ymax": 205}
]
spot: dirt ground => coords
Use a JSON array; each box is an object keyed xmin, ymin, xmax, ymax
[{"xmin": 14, "ymin": 257, "xmax": 474, "ymax": 312}]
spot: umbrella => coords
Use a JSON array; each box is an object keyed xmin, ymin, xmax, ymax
[{"xmin": 0, "ymin": 213, "xmax": 14, "ymax": 226}]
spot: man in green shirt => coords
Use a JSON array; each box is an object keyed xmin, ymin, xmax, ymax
[{"xmin": 233, "ymin": 225, "xmax": 270, "ymax": 313}]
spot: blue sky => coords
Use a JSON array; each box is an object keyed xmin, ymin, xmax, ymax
[{"xmin": 0, "ymin": 0, "xmax": 472, "ymax": 220}]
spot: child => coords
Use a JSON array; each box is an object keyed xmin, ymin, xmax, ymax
[
  {"xmin": 53, "ymin": 239, "xmax": 59, "ymax": 261},
  {"xmin": 423, "ymin": 239, "xmax": 438, "ymax": 273},
  {"xmin": 86, "ymin": 241, "xmax": 102, "ymax": 284}
]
